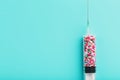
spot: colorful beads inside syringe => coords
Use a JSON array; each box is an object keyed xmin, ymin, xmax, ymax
[{"xmin": 84, "ymin": 35, "xmax": 96, "ymax": 67}]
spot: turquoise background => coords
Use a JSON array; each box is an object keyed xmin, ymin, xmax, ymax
[{"xmin": 0, "ymin": 0, "xmax": 120, "ymax": 80}]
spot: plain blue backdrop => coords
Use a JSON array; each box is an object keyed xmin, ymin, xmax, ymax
[{"xmin": 0, "ymin": 0, "xmax": 120, "ymax": 80}]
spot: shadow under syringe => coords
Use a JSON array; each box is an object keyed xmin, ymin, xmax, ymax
[{"xmin": 79, "ymin": 38, "xmax": 85, "ymax": 80}]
